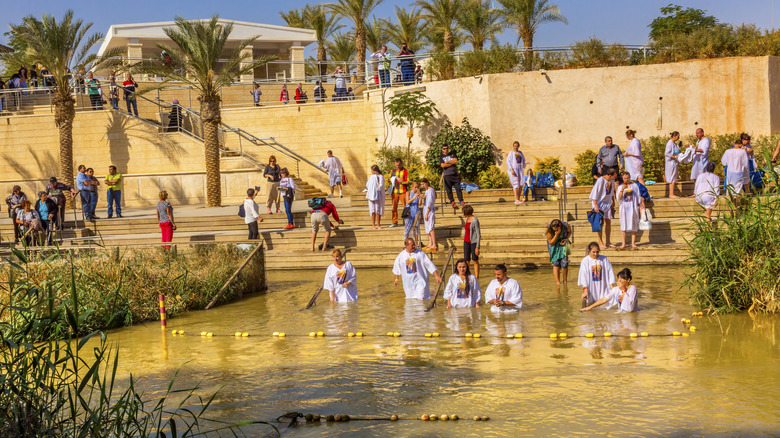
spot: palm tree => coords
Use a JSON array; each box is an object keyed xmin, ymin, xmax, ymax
[
  {"xmin": 365, "ymin": 17, "xmax": 390, "ymax": 54},
  {"xmin": 279, "ymin": 9, "xmax": 306, "ymax": 28},
  {"xmin": 326, "ymin": 32, "xmax": 357, "ymax": 63},
  {"xmin": 9, "ymin": 11, "xmax": 123, "ymax": 191},
  {"xmin": 459, "ymin": 0, "xmax": 504, "ymax": 50},
  {"xmin": 497, "ymin": 0, "xmax": 567, "ymax": 69},
  {"xmin": 134, "ymin": 16, "xmax": 274, "ymax": 207},
  {"xmin": 283, "ymin": 6, "xmax": 344, "ymax": 79},
  {"xmin": 327, "ymin": 0, "xmax": 385, "ymax": 74},
  {"xmin": 382, "ymin": 7, "xmax": 428, "ymax": 52},
  {"xmin": 415, "ymin": 0, "xmax": 468, "ymax": 52}
]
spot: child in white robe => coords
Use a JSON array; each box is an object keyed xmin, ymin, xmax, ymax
[
  {"xmin": 581, "ymin": 268, "xmax": 638, "ymax": 312},
  {"xmin": 421, "ymin": 178, "xmax": 437, "ymax": 250},
  {"xmin": 616, "ymin": 171, "xmax": 645, "ymax": 249},
  {"xmin": 664, "ymin": 131, "xmax": 681, "ymax": 198},
  {"xmin": 443, "ymin": 259, "xmax": 481, "ymax": 308},
  {"xmin": 694, "ymin": 162, "xmax": 720, "ymax": 222},
  {"xmin": 484, "ymin": 264, "xmax": 523, "ymax": 313},
  {"xmin": 393, "ymin": 237, "xmax": 442, "ymax": 300},
  {"xmin": 323, "ymin": 249, "xmax": 358, "ymax": 302},
  {"xmin": 721, "ymin": 141, "xmax": 749, "ymax": 195},
  {"xmin": 366, "ymin": 165, "xmax": 385, "ymax": 229},
  {"xmin": 578, "ymin": 242, "xmax": 617, "ymax": 305}
]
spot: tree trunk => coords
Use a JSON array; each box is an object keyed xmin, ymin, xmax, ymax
[
  {"xmin": 522, "ymin": 31, "xmax": 534, "ymax": 71},
  {"xmin": 318, "ymin": 45, "xmax": 327, "ymax": 80},
  {"xmin": 444, "ymin": 30, "xmax": 455, "ymax": 52},
  {"xmin": 201, "ymin": 94, "xmax": 222, "ymax": 207},
  {"xmin": 355, "ymin": 26, "xmax": 366, "ymax": 74},
  {"xmin": 54, "ymin": 92, "xmax": 76, "ymax": 208}
]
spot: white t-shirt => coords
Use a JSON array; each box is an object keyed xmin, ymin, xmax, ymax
[
  {"xmin": 333, "ymin": 72, "xmax": 346, "ymax": 89},
  {"xmin": 323, "ymin": 262, "xmax": 358, "ymax": 302},
  {"xmin": 577, "ymin": 255, "xmax": 616, "ymax": 304},
  {"xmin": 243, "ymin": 198, "xmax": 260, "ymax": 224},
  {"xmin": 324, "ymin": 156, "xmax": 343, "ymax": 176},
  {"xmin": 721, "ymin": 148, "xmax": 748, "ymax": 176},
  {"xmin": 366, "ymin": 174, "xmax": 385, "ymax": 201},
  {"xmin": 443, "ymin": 273, "xmax": 481, "ymax": 308},
  {"xmin": 484, "ymin": 278, "xmax": 523, "ymax": 313},
  {"xmin": 424, "ymin": 187, "xmax": 436, "ymax": 215},
  {"xmin": 392, "ymin": 249, "xmax": 438, "ymax": 299},
  {"xmin": 589, "ymin": 176, "xmax": 614, "ymax": 211},
  {"xmin": 605, "ymin": 285, "xmax": 638, "ymax": 312}
]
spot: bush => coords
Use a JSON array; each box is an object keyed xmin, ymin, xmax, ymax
[
  {"xmin": 478, "ymin": 165, "xmax": 511, "ymax": 189},
  {"xmin": 426, "ymin": 51, "xmax": 457, "ymax": 81},
  {"xmin": 569, "ymin": 37, "xmax": 629, "ymax": 68},
  {"xmin": 533, "ymin": 156, "xmax": 562, "ymax": 180},
  {"xmin": 426, "ymin": 117, "xmax": 497, "ymax": 183},
  {"xmin": 458, "ymin": 45, "xmax": 522, "ymax": 77},
  {"xmin": 573, "ymin": 150, "xmax": 597, "ymax": 186},
  {"xmin": 374, "ymin": 145, "xmax": 437, "ymax": 189}
]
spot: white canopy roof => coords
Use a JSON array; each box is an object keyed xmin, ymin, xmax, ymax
[{"xmin": 96, "ymin": 18, "xmax": 317, "ymax": 56}]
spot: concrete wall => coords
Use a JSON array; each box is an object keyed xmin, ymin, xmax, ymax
[{"xmin": 387, "ymin": 56, "xmax": 777, "ymax": 172}]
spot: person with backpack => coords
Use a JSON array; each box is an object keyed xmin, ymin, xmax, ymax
[
  {"xmin": 243, "ymin": 188, "xmax": 263, "ymax": 240},
  {"xmin": 309, "ymin": 196, "xmax": 342, "ymax": 252},
  {"xmin": 522, "ymin": 168, "xmax": 536, "ymax": 202},
  {"xmin": 279, "ymin": 168, "xmax": 296, "ymax": 229}
]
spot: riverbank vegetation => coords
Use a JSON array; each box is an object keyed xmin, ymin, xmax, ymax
[
  {"xmin": 685, "ymin": 165, "xmax": 780, "ymax": 314},
  {"xmin": 1, "ymin": 243, "xmax": 265, "ymax": 341}
]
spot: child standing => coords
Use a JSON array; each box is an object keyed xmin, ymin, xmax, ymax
[
  {"xmin": 420, "ymin": 178, "xmax": 437, "ymax": 250},
  {"xmin": 366, "ymin": 165, "xmax": 385, "ymax": 229},
  {"xmin": 581, "ymin": 268, "xmax": 638, "ymax": 312},
  {"xmin": 522, "ymin": 168, "xmax": 535, "ymax": 202},
  {"xmin": 577, "ymin": 242, "xmax": 616, "ymax": 305},
  {"xmin": 462, "ymin": 204, "xmax": 481, "ymax": 278},
  {"xmin": 403, "ymin": 182, "xmax": 420, "ymax": 240}
]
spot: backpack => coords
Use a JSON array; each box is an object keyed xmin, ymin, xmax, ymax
[
  {"xmin": 635, "ymin": 182, "xmax": 651, "ymax": 202},
  {"xmin": 308, "ymin": 197, "xmax": 327, "ymax": 210},
  {"xmin": 238, "ymin": 203, "xmax": 246, "ymax": 218}
]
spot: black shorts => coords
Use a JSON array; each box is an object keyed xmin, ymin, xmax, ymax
[{"xmin": 464, "ymin": 241, "xmax": 479, "ymax": 262}]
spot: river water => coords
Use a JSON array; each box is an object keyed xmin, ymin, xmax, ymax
[{"xmin": 105, "ymin": 266, "xmax": 780, "ymax": 437}]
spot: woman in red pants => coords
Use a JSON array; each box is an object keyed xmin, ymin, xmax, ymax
[{"xmin": 156, "ymin": 191, "xmax": 176, "ymax": 249}]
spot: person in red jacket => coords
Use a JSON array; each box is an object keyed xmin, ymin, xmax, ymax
[
  {"xmin": 311, "ymin": 199, "xmax": 343, "ymax": 251},
  {"xmin": 295, "ymin": 83, "xmax": 307, "ymax": 104}
]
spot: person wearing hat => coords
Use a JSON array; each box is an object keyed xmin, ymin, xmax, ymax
[
  {"xmin": 166, "ymin": 99, "xmax": 182, "ymax": 132},
  {"xmin": 45, "ymin": 177, "xmax": 76, "ymax": 230},
  {"xmin": 5, "ymin": 185, "xmax": 27, "ymax": 244}
]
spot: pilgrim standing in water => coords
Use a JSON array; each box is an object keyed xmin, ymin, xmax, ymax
[
  {"xmin": 484, "ymin": 264, "xmax": 523, "ymax": 313},
  {"xmin": 443, "ymin": 259, "xmax": 481, "ymax": 308},
  {"xmin": 323, "ymin": 249, "xmax": 358, "ymax": 302},
  {"xmin": 393, "ymin": 237, "xmax": 442, "ymax": 300},
  {"xmin": 545, "ymin": 219, "xmax": 572, "ymax": 285},
  {"xmin": 616, "ymin": 171, "xmax": 645, "ymax": 249},
  {"xmin": 366, "ymin": 165, "xmax": 385, "ymax": 229},
  {"xmin": 664, "ymin": 131, "xmax": 681, "ymax": 198},
  {"xmin": 507, "ymin": 141, "xmax": 526, "ymax": 204},
  {"xmin": 578, "ymin": 242, "xmax": 617, "ymax": 305},
  {"xmin": 581, "ymin": 268, "xmax": 638, "ymax": 312}
]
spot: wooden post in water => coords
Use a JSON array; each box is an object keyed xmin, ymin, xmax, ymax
[{"xmin": 159, "ymin": 294, "xmax": 167, "ymax": 330}]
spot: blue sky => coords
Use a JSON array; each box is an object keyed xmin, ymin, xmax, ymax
[{"xmin": 2, "ymin": 0, "xmax": 778, "ymax": 51}]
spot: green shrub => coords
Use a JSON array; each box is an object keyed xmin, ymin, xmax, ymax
[
  {"xmin": 426, "ymin": 117, "xmax": 497, "ymax": 183},
  {"xmin": 374, "ymin": 145, "xmax": 436, "ymax": 189},
  {"xmin": 573, "ymin": 150, "xmax": 597, "ymax": 186},
  {"xmin": 533, "ymin": 156, "xmax": 562, "ymax": 180},
  {"xmin": 478, "ymin": 165, "xmax": 511, "ymax": 189},
  {"xmin": 458, "ymin": 45, "xmax": 522, "ymax": 77},
  {"xmin": 426, "ymin": 51, "xmax": 457, "ymax": 81}
]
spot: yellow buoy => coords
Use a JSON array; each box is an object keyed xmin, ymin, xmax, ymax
[
  {"xmin": 425, "ymin": 333, "xmax": 432, "ymax": 337},
  {"xmin": 640, "ymin": 332, "xmax": 648, "ymax": 337},
  {"xmin": 317, "ymin": 331, "xmax": 325, "ymax": 337},
  {"xmin": 549, "ymin": 333, "xmax": 558, "ymax": 339},
  {"xmin": 393, "ymin": 332, "xmax": 401, "ymax": 337},
  {"xmin": 206, "ymin": 333, "xmax": 213, "ymax": 337},
  {"xmin": 681, "ymin": 318, "xmax": 687, "ymax": 323},
  {"xmin": 473, "ymin": 333, "xmax": 482, "ymax": 338},
  {"xmin": 689, "ymin": 326, "xmax": 696, "ymax": 332},
  {"xmin": 242, "ymin": 333, "xmax": 249, "ymax": 337},
  {"xmin": 171, "ymin": 329, "xmax": 177, "ymax": 334},
  {"xmin": 465, "ymin": 333, "xmax": 473, "ymax": 337},
  {"xmin": 356, "ymin": 332, "xmax": 364, "ymax": 337},
  {"xmin": 387, "ymin": 332, "xmax": 394, "ymax": 336},
  {"xmin": 309, "ymin": 332, "xmax": 317, "ymax": 337},
  {"xmin": 672, "ymin": 331, "xmax": 681, "ymax": 336},
  {"xmin": 630, "ymin": 333, "xmax": 638, "ymax": 338},
  {"xmin": 178, "ymin": 330, "xmax": 184, "ymax": 335},
  {"xmin": 432, "ymin": 332, "xmax": 440, "ymax": 337},
  {"xmin": 585, "ymin": 333, "xmax": 594, "ymax": 338},
  {"xmin": 604, "ymin": 332, "xmax": 612, "ymax": 337},
  {"xmin": 514, "ymin": 333, "xmax": 523, "ymax": 338},
  {"xmin": 559, "ymin": 332, "xmax": 567, "ymax": 338},
  {"xmin": 235, "ymin": 332, "xmax": 242, "ymax": 337},
  {"xmin": 682, "ymin": 333, "xmax": 689, "ymax": 337},
  {"xmin": 506, "ymin": 334, "xmax": 514, "ymax": 339},
  {"xmin": 278, "ymin": 333, "xmax": 286, "ymax": 337},
  {"xmin": 698, "ymin": 311, "xmax": 704, "ymax": 316},
  {"xmin": 348, "ymin": 332, "xmax": 355, "ymax": 337},
  {"xmin": 200, "ymin": 331, "xmax": 207, "ymax": 336},
  {"xmin": 691, "ymin": 312, "xmax": 697, "ymax": 317},
  {"xmin": 272, "ymin": 332, "xmax": 279, "ymax": 336}
]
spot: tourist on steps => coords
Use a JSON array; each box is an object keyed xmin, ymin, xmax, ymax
[
  {"xmin": 443, "ymin": 259, "xmax": 481, "ymax": 308},
  {"xmin": 310, "ymin": 198, "xmax": 341, "ymax": 252},
  {"xmin": 596, "ymin": 136, "xmax": 624, "ymax": 176},
  {"xmin": 279, "ymin": 168, "xmax": 296, "ymax": 229},
  {"xmin": 156, "ymin": 191, "xmax": 176, "ymax": 250},
  {"xmin": 507, "ymin": 141, "xmax": 526, "ymax": 205},
  {"xmin": 694, "ymin": 162, "xmax": 720, "ymax": 223},
  {"xmin": 6, "ymin": 185, "xmax": 27, "ymax": 244},
  {"xmin": 366, "ymin": 165, "xmax": 385, "ymax": 229},
  {"xmin": 46, "ymin": 177, "xmax": 75, "ymax": 230},
  {"xmin": 244, "ymin": 188, "xmax": 263, "ymax": 240},
  {"xmin": 689, "ymin": 128, "xmax": 711, "ymax": 182},
  {"xmin": 616, "ymin": 171, "xmax": 645, "ymax": 249},
  {"xmin": 589, "ymin": 168, "xmax": 617, "ymax": 249},
  {"xmin": 323, "ymin": 249, "xmax": 358, "ymax": 302},
  {"xmin": 420, "ymin": 178, "xmax": 437, "ymax": 251},
  {"xmin": 393, "ymin": 237, "xmax": 442, "ymax": 300},
  {"xmin": 263, "ymin": 155, "xmax": 281, "ymax": 214},
  {"xmin": 581, "ymin": 268, "xmax": 638, "ymax": 312},
  {"xmin": 388, "ymin": 158, "xmax": 408, "ymax": 228},
  {"xmin": 462, "ymin": 205, "xmax": 481, "ymax": 279},
  {"xmin": 321, "ymin": 150, "xmax": 344, "ymax": 198},
  {"xmin": 485, "ymin": 264, "xmax": 523, "ymax": 313},
  {"xmin": 440, "ymin": 145, "xmax": 464, "ymax": 207},
  {"xmin": 403, "ymin": 182, "xmax": 420, "ymax": 241},
  {"xmin": 76, "ymin": 165, "xmax": 94, "ymax": 222},
  {"xmin": 578, "ymin": 242, "xmax": 617, "ymax": 305},
  {"xmin": 624, "ymin": 130, "xmax": 644, "ymax": 185},
  {"xmin": 122, "ymin": 74, "xmax": 138, "ymax": 116},
  {"xmin": 545, "ymin": 219, "xmax": 572, "ymax": 285},
  {"xmin": 664, "ymin": 131, "xmax": 681, "ymax": 198},
  {"xmin": 105, "ymin": 165, "xmax": 123, "ymax": 218},
  {"xmin": 34, "ymin": 191, "xmax": 57, "ymax": 246},
  {"xmin": 86, "ymin": 168, "xmax": 100, "ymax": 220},
  {"xmin": 721, "ymin": 139, "xmax": 749, "ymax": 196}
]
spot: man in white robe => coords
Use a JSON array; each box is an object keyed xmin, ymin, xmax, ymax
[
  {"xmin": 690, "ymin": 128, "xmax": 711, "ymax": 181},
  {"xmin": 321, "ymin": 150, "xmax": 344, "ymax": 198},
  {"xmin": 721, "ymin": 143, "xmax": 749, "ymax": 195},
  {"xmin": 484, "ymin": 264, "xmax": 523, "ymax": 313},
  {"xmin": 589, "ymin": 169, "xmax": 617, "ymax": 248},
  {"xmin": 393, "ymin": 238, "xmax": 442, "ymax": 300}
]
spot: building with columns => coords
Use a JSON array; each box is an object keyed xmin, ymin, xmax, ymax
[{"xmin": 95, "ymin": 19, "xmax": 316, "ymax": 82}]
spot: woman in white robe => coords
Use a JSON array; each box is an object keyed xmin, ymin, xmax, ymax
[
  {"xmin": 366, "ymin": 165, "xmax": 385, "ymax": 229},
  {"xmin": 578, "ymin": 242, "xmax": 617, "ymax": 305},
  {"xmin": 624, "ymin": 130, "xmax": 644, "ymax": 184},
  {"xmin": 443, "ymin": 259, "xmax": 481, "ymax": 308},
  {"xmin": 323, "ymin": 249, "xmax": 358, "ymax": 302},
  {"xmin": 507, "ymin": 141, "xmax": 526, "ymax": 205},
  {"xmin": 616, "ymin": 171, "xmax": 644, "ymax": 249},
  {"xmin": 581, "ymin": 268, "xmax": 638, "ymax": 312},
  {"xmin": 694, "ymin": 162, "xmax": 720, "ymax": 222},
  {"xmin": 664, "ymin": 131, "xmax": 681, "ymax": 198},
  {"xmin": 721, "ymin": 142, "xmax": 749, "ymax": 195}
]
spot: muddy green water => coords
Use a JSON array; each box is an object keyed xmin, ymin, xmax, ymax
[{"xmin": 106, "ymin": 266, "xmax": 780, "ymax": 437}]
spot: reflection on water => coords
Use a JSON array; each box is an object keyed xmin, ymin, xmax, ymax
[{"xmin": 105, "ymin": 266, "xmax": 780, "ymax": 436}]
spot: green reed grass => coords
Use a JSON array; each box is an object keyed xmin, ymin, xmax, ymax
[
  {"xmin": 684, "ymin": 161, "xmax": 780, "ymax": 314},
  {"xmin": 0, "ymin": 248, "xmax": 277, "ymax": 436}
]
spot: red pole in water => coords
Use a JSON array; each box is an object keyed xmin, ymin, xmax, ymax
[{"xmin": 159, "ymin": 294, "xmax": 167, "ymax": 330}]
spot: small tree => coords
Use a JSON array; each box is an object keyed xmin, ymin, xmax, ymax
[{"xmin": 385, "ymin": 91, "xmax": 438, "ymax": 164}]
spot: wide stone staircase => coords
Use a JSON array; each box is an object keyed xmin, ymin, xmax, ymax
[{"xmin": 0, "ymin": 181, "xmax": 707, "ymax": 270}]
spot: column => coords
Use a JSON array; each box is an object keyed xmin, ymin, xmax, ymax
[
  {"xmin": 126, "ymin": 40, "xmax": 144, "ymax": 80},
  {"xmin": 289, "ymin": 45, "xmax": 305, "ymax": 81},
  {"xmin": 240, "ymin": 45, "xmax": 254, "ymax": 83}
]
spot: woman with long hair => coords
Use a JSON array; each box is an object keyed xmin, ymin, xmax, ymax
[
  {"xmin": 664, "ymin": 131, "xmax": 681, "ymax": 198},
  {"xmin": 443, "ymin": 259, "xmax": 481, "ymax": 308},
  {"xmin": 545, "ymin": 218, "xmax": 572, "ymax": 285}
]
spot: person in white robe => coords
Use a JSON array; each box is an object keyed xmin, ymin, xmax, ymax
[
  {"xmin": 616, "ymin": 172, "xmax": 645, "ymax": 249},
  {"xmin": 321, "ymin": 150, "xmax": 344, "ymax": 198},
  {"xmin": 507, "ymin": 141, "xmax": 526, "ymax": 204},
  {"xmin": 484, "ymin": 264, "xmax": 523, "ymax": 313},
  {"xmin": 393, "ymin": 237, "xmax": 442, "ymax": 300},
  {"xmin": 624, "ymin": 130, "xmax": 644, "ymax": 184},
  {"xmin": 664, "ymin": 131, "xmax": 681, "ymax": 198},
  {"xmin": 689, "ymin": 128, "xmax": 711, "ymax": 180},
  {"xmin": 578, "ymin": 242, "xmax": 617, "ymax": 305},
  {"xmin": 366, "ymin": 165, "xmax": 385, "ymax": 229},
  {"xmin": 581, "ymin": 268, "xmax": 638, "ymax": 312},
  {"xmin": 421, "ymin": 178, "xmax": 437, "ymax": 250},
  {"xmin": 443, "ymin": 259, "xmax": 481, "ymax": 308},
  {"xmin": 323, "ymin": 249, "xmax": 358, "ymax": 302},
  {"xmin": 589, "ymin": 170, "xmax": 617, "ymax": 248},
  {"xmin": 721, "ymin": 141, "xmax": 749, "ymax": 195},
  {"xmin": 695, "ymin": 162, "xmax": 720, "ymax": 222}
]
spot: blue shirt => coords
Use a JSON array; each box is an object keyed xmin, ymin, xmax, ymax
[
  {"xmin": 38, "ymin": 202, "xmax": 49, "ymax": 220},
  {"xmin": 76, "ymin": 172, "xmax": 89, "ymax": 191}
]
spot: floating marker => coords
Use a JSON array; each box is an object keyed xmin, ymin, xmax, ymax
[
  {"xmin": 691, "ymin": 312, "xmax": 697, "ymax": 317},
  {"xmin": 682, "ymin": 333, "xmax": 689, "ymax": 337},
  {"xmin": 347, "ymin": 332, "xmax": 355, "ymax": 337},
  {"xmin": 465, "ymin": 333, "xmax": 473, "ymax": 338},
  {"xmin": 206, "ymin": 333, "xmax": 213, "ymax": 337},
  {"xmin": 481, "ymin": 416, "xmax": 490, "ymax": 421},
  {"xmin": 441, "ymin": 414, "xmax": 449, "ymax": 421},
  {"xmin": 451, "ymin": 414, "xmax": 459, "ymax": 421},
  {"xmin": 604, "ymin": 332, "xmax": 612, "ymax": 337},
  {"xmin": 200, "ymin": 331, "xmax": 207, "ymax": 336},
  {"xmin": 420, "ymin": 414, "xmax": 429, "ymax": 421},
  {"xmin": 641, "ymin": 332, "xmax": 648, "ymax": 337},
  {"xmin": 178, "ymin": 330, "xmax": 184, "ymax": 334},
  {"xmin": 317, "ymin": 331, "xmax": 325, "ymax": 337},
  {"xmin": 390, "ymin": 415, "xmax": 399, "ymax": 421},
  {"xmin": 242, "ymin": 332, "xmax": 249, "ymax": 337},
  {"xmin": 356, "ymin": 332, "xmax": 364, "ymax": 337},
  {"xmin": 171, "ymin": 329, "xmax": 177, "ymax": 334},
  {"xmin": 549, "ymin": 333, "xmax": 558, "ymax": 339},
  {"xmin": 309, "ymin": 332, "xmax": 317, "ymax": 337},
  {"xmin": 506, "ymin": 334, "xmax": 514, "ymax": 339},
  {"xmin": 425, "ymin": 333, "xmax": 432, "ymax": 337},
  {"xmin": 514, "ymin": 333, "xmax": 523, "ymax": 338},
  {"xmin": 278, "ymin": 333, "xmax": 286, "ymax": 337},
  {"xmin": 559, "ymin": 332, "xmax": 567, "ymax": 338},
  {"xmin": 672, "ymin": 331, "xmax": 681, "ymax": 336},
  {"xmin": 430, "ymin": 414, "xmax": 438, "ymax": 421},
  {"xmin": 689, "ymin": 326, "xmax": 696, "ymax": 332},
  {"xmin": 432, "ymin": 332, "xmax": 440, "ymax": 337},
  {"xmin": 387, "ymin": 332, "xmax": 394, "ymax": 336},
  {"xmin": 272, "ymin": 332, "xmax": 279, "ymax": 336},
  {"xmin": 474, "ymin": 416, "xmax": 481, "ymax": 421},
  {"xmin": 473, "ymin": 333, "xmax": 481, "ymax": 338},
  {"xmin": 393, "ymin": 332, "xmax": 401, "ymax": 337},
  {"xmin": 235, "ymin": 332, "xmax": 242, "ymax": 337},
  {"xmin": 585, "ymin": 333, "xmax": 594, "ymax": 338}
]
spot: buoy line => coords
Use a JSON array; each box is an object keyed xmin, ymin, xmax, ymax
[{"xmin": 276, "ymin": 412, "xmax": 493, "ymax": 423}]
